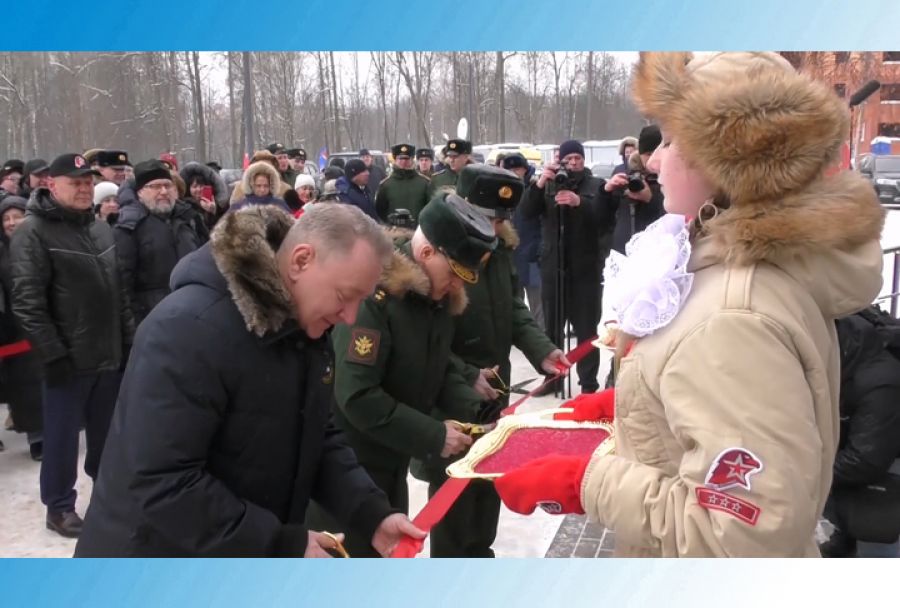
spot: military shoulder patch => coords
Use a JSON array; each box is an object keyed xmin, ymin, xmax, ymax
[
  {"xmin": 346, "ymin": 328, "xmax": 381, "ymax": 365},
  {"xmin": 373, "ymin": 288, "xmax": 388, "ymax": 304}
]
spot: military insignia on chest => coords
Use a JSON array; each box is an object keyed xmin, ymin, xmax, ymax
[{"xmin": 347, "ymin": 328, "xmax": 381, "ymax": 365}]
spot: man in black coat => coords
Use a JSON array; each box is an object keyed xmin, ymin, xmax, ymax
[
  {"xmin": 114, "ymin": 161, "xmax": 206, "ymax": 326},
  {"xmin": 75, "ymin": 204, "xmax": 424, "ymax": 557},
  {"xmin": 503, "ymin": 154, "xmax": 544, "ymax": 329},
  {"xmin": 337, "ymin": 159, "xmax": 378, "ymax": 221},
  {"xmin": 597, "ymin": 125, "xmax": 666, "ymax": 254},
  {"xmin": 10, "ymin": 153, "xmax": 135, "ymax": 538},
  {"xmin": 820, "ymin": 310, "xmax": 900, "ymax": 557},
  {"xmin": 519, "ymin": 140, "xmax": 609, "ymax": 394}
]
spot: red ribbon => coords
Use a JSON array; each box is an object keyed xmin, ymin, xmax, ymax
[
  {"xmin": 391, "ymin": 477, "xmax": 471, "ymax": 558},
  {"xmin": 500, "ymin": 336, "xmax": 598, "ymax": 417},
  {"xmin": 390, "ymin": 337, "xmax": 598, "ymax": 557},
  {"xmin": 0, "ymin": 339, "xmax": 32, "ymax": 358}
]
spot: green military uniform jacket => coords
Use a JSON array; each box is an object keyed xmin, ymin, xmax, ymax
[
  {"xmin": 374, "ymin": 168, "xmax": 432, "ymax": 222},
  {"xmin": 430, "ymin": 168, "xmax": 459, "ymax": 191},
  {"xmin": 281, "ymin": 168, "xmax": 299, "ymax": 189},
  {"xmin": 450, "ymin": 222, "xmax": 556, "ymax": 402},
  {"xmin": 332, "ymin": 234, "xmax": 482, "ymax": 472}
]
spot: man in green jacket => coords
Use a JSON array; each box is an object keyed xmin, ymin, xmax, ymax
[
  {"xmin": 420, "ymin": 164, "xmax": 571, "ymax": 557},
  {"xmin": 374, "ymin": 144, "xmax": 432, "ymax": 222},
  {"xmin": 430, "ymin": 139, "xmax": 472, "ymax": 190},
  {"xmin": 307, "ymin": 191, "xmax": 497, "ymax": 556}
]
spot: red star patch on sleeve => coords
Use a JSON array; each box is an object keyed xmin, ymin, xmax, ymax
[
  {"xmin": 705, "ymin": 447, "xmax": 763, "ymax": 492},
  {"xmin": 346, "ymin": 328, "xmax": 380, "ymax": 366}
]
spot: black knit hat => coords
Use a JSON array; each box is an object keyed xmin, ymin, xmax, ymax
[
  {"xmin": 558, "ymin": 140, "xmax": 585, "ymax": 160},
  {"xmin": 638, "ymin": 125, "xmax": 663, "ymax": 155},
  {"xmin": 345, "ymin": 159, "xmax": 368, "ymax": 180},
  {"xmin": 133, "ymin": 160, "xmax": 173, "ymax": 191}
]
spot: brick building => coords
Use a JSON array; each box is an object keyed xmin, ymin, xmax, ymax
[{"xmin": 783, "ymin": 52, "xmax": 900, "ymax": 156}]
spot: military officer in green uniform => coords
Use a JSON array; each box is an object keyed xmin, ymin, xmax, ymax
[
  {"xmin": 306, "ymin": 191, "xmax": 497, "ymax": 557},
  {"xmin": 374, "ymin": 144, "xmax": 433, "ymax": 222},
  {"xmin": 430, "ymin": 139, "xmax": 472, "ymax": 190},
  {"xmin": 416, "ymin": 147, "xmax": 435, "ymax": 178},
  {"xmin": 417, "ymin": 164, "xmax": 571, "ymax": 557}
]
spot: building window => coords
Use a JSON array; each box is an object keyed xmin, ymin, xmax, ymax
[
  {"xmin": 883, "ymin": 52, "xmax": 900, "ymax": 63},
  {"xmin": 834, "ymin": 83, "xmax": 847, "ymax": 98},
  {"xmin": 834, "ymin": 52, "xmax": 850, "ymax": 64},
  {"xmin": 881, "ymin": 84, "xmax": 900, "ymax": 102},
  {"xmin": 878, "ymin": 123, "xmax": 900, "ymax": 137}
]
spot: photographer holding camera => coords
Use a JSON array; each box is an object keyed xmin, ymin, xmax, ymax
[
  {"xmin": 520, "ymin": 140, "xmax": 609, "ymax": 395},
  {"xmin": 599, "ymin": 125, "xmax": 666, "ymax": 254}
]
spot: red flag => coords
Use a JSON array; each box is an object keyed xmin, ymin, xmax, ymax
[{"xmin": 242, "ymin": 152, "xmax": 250, "ymax": 170}]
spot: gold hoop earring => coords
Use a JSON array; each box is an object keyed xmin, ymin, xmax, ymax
[{"xmin": 697, "ymin": 199, "xmax": 719, "ymax": 227}]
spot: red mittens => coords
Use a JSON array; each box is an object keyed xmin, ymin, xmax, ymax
[
  {"xmin": 494, "ymin": 455, "xmax": 590, "ymax": 515},
  {"xmin": 554, "ymin": 388, "xmax": 615, "ymax": 422}
]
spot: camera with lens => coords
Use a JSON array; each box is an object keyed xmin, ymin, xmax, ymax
[
  {"xmin": 387, "ymin": 208, "xmax": 416, "ymax": 230},
  {"xmin": 549, "ymin": 167, "xmax": 579, "ymax": 192},
  {"xmin": 626, "ymin": 171, "xmax": 645, "ymax": 193}
]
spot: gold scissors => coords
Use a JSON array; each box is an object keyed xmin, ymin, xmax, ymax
[
  {"xmin": 485, "ymin": 367, "xmax": 509, "ymax": 396},
  {"xmin": 321, "ymin": 531, "xmax": 350, "ymax": 558},
  {"xmin": 448, "ymin": 420, "xmax": 496, "ymax": 436}
]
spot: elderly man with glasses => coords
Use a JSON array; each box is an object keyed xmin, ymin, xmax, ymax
[{"xmin": 113, "ymin": 160, "xmax": 206, "ymax": 325}]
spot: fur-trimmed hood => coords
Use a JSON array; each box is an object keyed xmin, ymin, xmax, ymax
[
  {"xmin": 379, "ymin": 228, "xmax": 468, "ymax": 315},
  {"xmin": 240, "ymin": 161, "xmax": 283, "ymax": 199},
  {"xmin": 633, "ymin": 52, "xmax": 885, "ymax": 266},
  {"xmin": 209, "ymin": 205, "xmax": 295, "ymax": 336},
  {"xmin": 180, "ymin": 161, "xmax": 229, "ymax": 207}
]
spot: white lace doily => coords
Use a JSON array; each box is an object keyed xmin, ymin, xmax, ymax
[{"xmin": 603, "ymin": 214, "xmax": 694, "ymax": 338}]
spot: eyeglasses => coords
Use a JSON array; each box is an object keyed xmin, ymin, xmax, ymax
[{"xmin": 143, "ymin": 182, "xmax": 176, "ymax": 192}]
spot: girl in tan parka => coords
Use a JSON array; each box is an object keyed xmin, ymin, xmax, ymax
[{"xmin": 496, "ymin": 52, "xmax": 886, "ymax": 557}]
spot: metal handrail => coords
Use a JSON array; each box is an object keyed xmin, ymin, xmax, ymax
[{"xmin": 880, "ymin": 246, "xmax": 900, "ymax": 318}]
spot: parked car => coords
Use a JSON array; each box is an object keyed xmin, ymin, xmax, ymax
[
  {"xmin": 486, "ymin": 146, "xmax": 542, "ymax": 168},
  {"xmin": 327, "ymin": 150, "xmax": 391, "ymax": 172},
  {"xmin": 858, "ymin": 153, "xmax": 900, "ymax": 204},
  {"xmin": 582, "ymin": 140, "xmax": 624, "ymax": 179},
  {"xmin": 535, "ymin": 144, "xmax": 558, "ymax": 169}
]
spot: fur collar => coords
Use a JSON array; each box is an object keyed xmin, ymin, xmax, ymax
[
  {"xmin": 496, "ymin": 220, "xmax": 519, "ymax": 249},
  {"xmin": 703, "ymin": 170, "xmax": 885, "ymax": 264},
  {"xmin": 379, "ymin": 228, "xmax": 468, "ymax": 315},
  {"xmin": 210, "ymin": 205, "xmax": 296, "ymax": 336}
]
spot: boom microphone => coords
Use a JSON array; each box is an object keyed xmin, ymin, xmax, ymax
[{"xmin": 849, "ymin": 80, "xmax": 881, "ymax": 107}]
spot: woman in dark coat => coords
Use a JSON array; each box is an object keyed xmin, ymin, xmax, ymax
[
  {"xmin": 180, "ymin": 162, "xmax": 229, "ymax": 230},
  {"xmin": 0, "ymin": 196, "xmax": 43, "ymax": 460}
]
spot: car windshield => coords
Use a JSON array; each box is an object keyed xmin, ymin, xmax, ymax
[{"xmin": 875, "ymin": 157, "xmax": 900, "ymax": 173}]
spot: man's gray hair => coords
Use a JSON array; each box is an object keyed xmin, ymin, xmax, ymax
[{"xmin": 282, "ymin": 203, "xmax": 393, "ymax": 264}]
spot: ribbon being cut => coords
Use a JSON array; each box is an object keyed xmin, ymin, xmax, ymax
[{"xmin": 391, "ymin": 339, "xmax": 612, "ymax": 558}]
